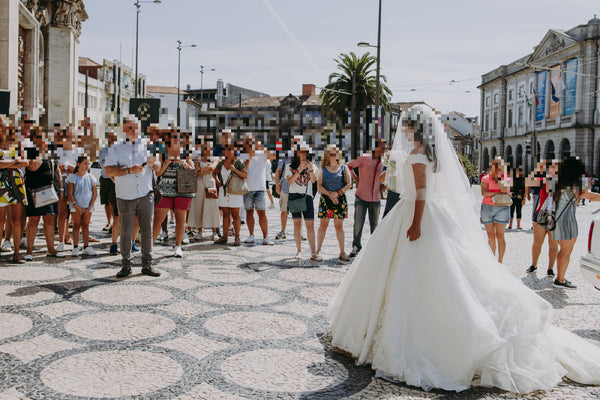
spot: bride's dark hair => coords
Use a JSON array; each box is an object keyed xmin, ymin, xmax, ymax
[{"xmin": 403, "ymin": 117, "xmax": 438, "ymax": 172}]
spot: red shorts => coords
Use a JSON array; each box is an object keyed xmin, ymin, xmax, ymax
[{"xmin": 156, "ymin": 196, "xmax": 192, "ymax": 211}]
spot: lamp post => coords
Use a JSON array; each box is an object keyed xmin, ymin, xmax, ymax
[
  {"xmin": 358, "ymin": 0, "xmax": 382, "ymax": 140},
  {"xmin": 199, "ymin": 65, "xmax": 216, "ymax": 108},
  {"xmin": 177, "ymin": 40, "xmax": 197, "ymax": 126},
  {"xmin": 134, "ymin": 0, "xmax": 161, "ymax": 99}
]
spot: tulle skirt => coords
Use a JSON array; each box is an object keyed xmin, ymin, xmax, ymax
[{"xmin": 327, "ymin": 198, "xmax": 600, "ymax": 393}]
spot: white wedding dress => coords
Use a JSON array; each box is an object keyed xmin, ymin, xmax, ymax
[{"xmin": 327, "ymin": 106, "xmax": 600, "ymax": 394}]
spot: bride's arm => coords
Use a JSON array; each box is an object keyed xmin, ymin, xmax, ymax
[{"xmin": 407, "ymin": 163, "xmax": 426, "ymax": 241}]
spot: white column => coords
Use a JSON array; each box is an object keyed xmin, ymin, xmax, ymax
[
  {"xmin": 46, "ymin": 24, "xmax": 76, "ymax": 127},
  {"xmin": 0, "ymin": 0, "xmax": 19, "ymax": 113}
]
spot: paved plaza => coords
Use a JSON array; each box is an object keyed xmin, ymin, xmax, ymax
[{"xmin": 0, "ymin": 188, "xmax": 599, "ymax": 400}]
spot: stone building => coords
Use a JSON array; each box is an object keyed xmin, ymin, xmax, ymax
[
  {"xmin": 102, "ymin": 59, "xmax": 147, "ymax": 127},
  {"xmin": 0, "ymin": 0, "xmax": 87, "ymax": 127},
  {"xmin": 479, "ymin": 16, "xmax": 600, "ymax": 174},
  {"xmin": 441, "ymin": 111, "xmax": 480, "ymax": 165},
  {"xmin": 194, "ymin": 84, "xmax": 401, "ymax": 158}
]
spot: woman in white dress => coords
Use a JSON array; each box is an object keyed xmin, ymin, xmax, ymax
[
  {"xmin": 327, "ymin": 104, "xmax": 600, "ymax": 394},
  {"xmin": 188, "ymin": 143, "xmax": 219, "ymax": 241}
]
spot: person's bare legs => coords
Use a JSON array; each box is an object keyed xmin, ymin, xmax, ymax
[
  {"xmin": 246, "ymin": 209, "xmax": 255, "ymax": 236},
  {"xmin": 71, "ymin": 211, "xmax": 82, "ymax": 249},
  {"xmin": 43, "ymin": 215, "xmax": 58, "ymax": 254},
  {"xmin": 484, "ymin": 224, "xmax": 497, "ymax": 255},
  {"xmin": 547, "ymin": 231, "xmax": 558, "ymax": 272},
  {"xmin": 220, "ymin": 208, "xmax": 231, "ymax": 241},
  {"xmin": 333, "ymin": 218, "xmax": 346, "ymax": 257},
  {"xmin": 257, "ymin": 209, "xmax": 268, "ymax": 238},
  {"xmin": 26, "ymin": 216, "xmax": 40, "ymax": 255},
  {"xmin": 231, "ymin": 208, "xmax": 241, "ymax": 242},
  {"xmin": 280, "ymin": 211, "xmax": 288, "ymax": 234},
  {"xmin": 81, "ymin": 212, "xmax": 92, "ymax": 247},
  {"xmin": 555, "ymin": 238, "xmax": 577, "ymax": 283},
  {"xmin": 174, "ymin": 209, "xmax": 187, "ymax": 246},
  {"xmin": 8, "ymin": 204, "xmax": 23, "ymax": 259},
  {"xmin": 111, "ymin": 215, "xmax": 120, "ymax": 244},
  {"xmin": 104, "ymin": 203, "xmax": 113, "ymax": 228},
  {"xmin": 316, "ymin": 218, "xmax": 329, "ymax": 254},
  {"xmin": 152, "ymin": 208, "xmax": 169, "ymax": 244},
  {"xmin": 57, "ymin": 198, "xmax": 68, "ymax": 244},
  {"xmin": 305, "ymin": 219, "xmax": 316, "ymax": 255},
  {"xmin": 293, "ymin": 218, "xmax": 302, "ymax": 253},
  {"xmin": 494, "ymin": 222, "xmax": 506, "ymax": 263}
]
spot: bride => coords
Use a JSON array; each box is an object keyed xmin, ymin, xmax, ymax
[{"xmin": 327, "ymin": 105, "xmax": 600, "ymax": 393}]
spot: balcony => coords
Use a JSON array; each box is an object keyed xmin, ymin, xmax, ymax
[{"xmin": 105, "ymin": 82, "xmax": 114, "ymax": 94}]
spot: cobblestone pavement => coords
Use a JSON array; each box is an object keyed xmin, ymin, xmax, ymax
[{"xmin": 0, "ymin": 187, "xmax": 599, "ymax": 400}]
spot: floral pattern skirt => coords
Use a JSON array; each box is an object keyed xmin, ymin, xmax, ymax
[
  {"xmin": 318, "ymin": 193, "xmax": 348, "ymax": 219},
  {"xmin": 0, "ymin": 168, "xmax": 27, "ymax": 206}
]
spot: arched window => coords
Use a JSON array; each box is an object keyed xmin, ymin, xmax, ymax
[
  {"xmin": 491, "ymin": 146, "xmax": 497, "ymax": 160},
  {"xmin": 545, "ymin": 140, "xmax": 555, "ymax": 160},
  {"xmin": 516, "ymin": 144, "xmax": 523, "ymax": 168},
  {"xmin": 483, "ymin": 148, "xmax": 490, "ymax": 170},
  {"xmin": 560, "ymin": 138, "xmax": 571, "ymax": 158},
  {"xmin": 505, "ymin": 145, "xmax": 513, "ymax": 168}
]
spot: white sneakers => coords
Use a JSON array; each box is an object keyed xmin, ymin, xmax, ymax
[
  {"xmin": 82, "ymin": 247, "xmax": 97, "ymax": 256},
  {"xmin": 56, "ymin": 242, "xmax": 65, "ymax": 252},
  {"xmin": 174, "ymin": 246, "xmax": 183, "ymax": 258},
  {"xmin": 24, "ymin": 254, "xmax": 33, "ymax": 261},
  {"xmin": 262, "ymin": 237, "xmax": 274, "ymax": 246},
  {"xmin": 72, "ymin": 246, "xmax": 97, "ymax": 257},
  {"xmin": 182, "ymin": 233, "xmax": 190, "ymax": 245},
  {"xmin": 1, "ymin": 240, "xmax": 13, "ymax": 252},
  {"xmin": 244, "ymin": 235, "xmax": 255, "ymax": 244}
]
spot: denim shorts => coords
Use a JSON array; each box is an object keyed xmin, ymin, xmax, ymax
[
  {"xmin": 480, "ymin": 203, "xmax": 510, "ymax": 225},
  {"xmin": 243, "ymin": 190, "xmax": 266, "ymax": 210}
]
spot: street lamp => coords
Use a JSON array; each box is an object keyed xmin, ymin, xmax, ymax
[
  {"xmin": 358, "ymin": 0, "xmax": 382, "ymax": 141},
  {"xmin": 199, "ymin": 65, "xmax": 216, "ymax": 108},
  {"xmin": 134, "ymin": 0, "xmax": 161, "ymax": 99},
  {"xmin": 177, "ymin": 40, "xmax": 197, "ymax": 126}
]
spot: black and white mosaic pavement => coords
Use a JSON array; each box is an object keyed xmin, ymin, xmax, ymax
[{"xmin": 1, "ymin": 189, "xmax": 599, "ymax": 399}]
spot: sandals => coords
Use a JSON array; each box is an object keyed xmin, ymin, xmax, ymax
[
  {"xmin": 233, "ymin": 237, "xmax": 241, "ymax": 246},
  {"xmin": 102, "ymin": 224, "xmax": 112, "ymax": 232},
  {"xmin": 338, "ymin": 254, "xmax": 351, "ymax": 262},
  {"xmin": 11, "ymin": 256, "xmax": 26, "ymax": 264},
  {"xmin": 88, "ymin": 237, "xmax": 100, "ymax": 243},
  {"xmin": 214, "ymin": 237, "xmax": 228, "ymax": 245},
  {"xmin": 311, "ymin": 253, "xmax": 323, "ymax": 262}
]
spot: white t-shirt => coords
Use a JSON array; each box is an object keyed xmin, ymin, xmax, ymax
[
  {"xmin": 244, "ymin": 151, "xmax": 267, "ymax": 191},
  {"xmin": 285, "ymin": 163, "xmax": 314, "ymax": 197}
]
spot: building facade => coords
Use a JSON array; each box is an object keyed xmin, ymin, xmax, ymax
[
  {"xmin": 0, "ymin": 0, "xmax": 87, "ymax": 127},
  {"xmin": 102, "ymin": 59, "xmax": 146, "ymax": 127},
  {"xmin": 479, "ymin": 17, "xmax": 600, "ymax": 175},
  {"xmin": 441, "ymin": 111, "xmax": 480, "ymax": 165}
]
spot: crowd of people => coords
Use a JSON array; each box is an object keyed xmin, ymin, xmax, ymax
[
  {"xmin": 2, "ymin": 112, "xmax": 599, "ymax": 289},
  {"xmin": 0, "ymin": 114, "xmax": 394, "ymax": 277},
  {"xmin": 478, "ymin": 155, "xmax": 600, "ymax": 290}
]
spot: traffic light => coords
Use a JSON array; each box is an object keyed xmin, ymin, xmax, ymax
[{"xmin": 525, "ymin": 140, "xmax": 531, "ymax": 155}]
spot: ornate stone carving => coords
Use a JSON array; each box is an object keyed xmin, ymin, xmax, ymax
[
  {"xmin": 51, "ymin": 0, "xmax": 88, "ymax": 37},
  {"xmin": 544, "ymin": 33, "xmax": 566, "ymax": 56}
]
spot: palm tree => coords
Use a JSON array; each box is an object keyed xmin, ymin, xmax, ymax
[{"xmin": 320, "ymin": 52, "xmax": 392, "ymax": 157}]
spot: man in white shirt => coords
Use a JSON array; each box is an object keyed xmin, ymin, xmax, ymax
[
  {"xmin": 242, "ymin": 135, "xmax": 273, "ymax": 245},
  {"xmin": 105, "ymin": 116, "xmax": 161, "ymax": 278}
]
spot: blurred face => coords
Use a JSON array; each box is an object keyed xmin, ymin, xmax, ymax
[
  {"xmin": 123, "ymin": 120, "xmax": 139, "ymax": 140},
  {"xmin": 168, "ymin": 136, "xmax": 181, "ymax": 158},
  {"xmin": 107, "ymin": 131, "xmax": 117, "ymax": 145},
  {"xmin": 490, "ymin": 160, "xmax": 502, "ymax": 176},
  {"xmin": 297, "ymin": 150, "xmax": 307, "ymax": 161},
  {"xmin": 374, "ymin": 141, "xmax": 386, "ymax": 158},
  {"xmin": 224, "ymin": 146, "xmax": 234, "ymax": 159}
]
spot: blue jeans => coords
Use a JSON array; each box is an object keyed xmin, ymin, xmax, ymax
[{"xmin": 352, "ymin": 195, "xmax": 380, "ymax": 250}]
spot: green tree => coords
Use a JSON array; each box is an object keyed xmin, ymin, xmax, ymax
[
  {"xmin": 458, "ymin": 153, "xmax": 478, "ymax": 179},
  {"xmin": 320, "ymin": 52, "xmax": 392, "ymax": 157}
]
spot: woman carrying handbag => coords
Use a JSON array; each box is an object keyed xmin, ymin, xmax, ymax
[{"xmin": 213, "ymin": 144, "xmax": 247, "ymax": 246}]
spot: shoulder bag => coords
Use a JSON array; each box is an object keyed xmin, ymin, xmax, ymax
[
  {"xmin": 537, "ymin": 193, "xmax": 574, "ymax": 231},
  {"xmin": 288, "ymin": 178, "xmax": 309, "ymax": 213},
  {"xmin": 492, "ymin": 192, "xmax": 513, "ymax": 207},
  {"xmin": 225, "ymin": 161, "xmax": 249, "ymax": 195},
  {"xmin": 31, "ymin": 160, "xmax": 59, "ymax": 208}
]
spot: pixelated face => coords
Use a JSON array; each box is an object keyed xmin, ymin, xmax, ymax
[
  {"xmin": 107, "ymin": 131, "xmax": 117, "ymax": 144},
  {"xmin": 123, "ymin": 120, "xmax": 139, "ymax": 139},
  {"xmin": 297, "ymin": 149, "xmax": 307, "ymax": 160}
]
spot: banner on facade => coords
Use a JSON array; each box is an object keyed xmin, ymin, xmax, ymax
[
  {"xmin": 536, "ymin": 71, "xmax": 547, "ymax": 121},
  {"xmin": 564, "ymin": 58, "xmax": 578, "ymax": 116},
  {"xmin": 548, "ymin": 65, "xmax": 562, "ymax": 118},
  {"xmin": 129, "ymin": 98, "xmax": 160, "ymax": 133}
]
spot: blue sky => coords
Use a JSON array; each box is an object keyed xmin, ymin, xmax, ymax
[{"xmin": 79, "ymin": 0, "xmax": 598, "ymax": 117}]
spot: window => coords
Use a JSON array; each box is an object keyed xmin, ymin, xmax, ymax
[
  {"xmin": 508, "ymin": 109, "xmax": 513, "ymax": 128},
  {"xmin": 485, "ymin": 113, "xmax": 489, "ymax": 131},
  {"xmin": 518, "ymin": 106, "xmax": 523, "ymax": 126},
  {"xmin": 518, "ymin": 86, "xmax": 524, "ymax": 98},
  {"xmin": 508, "ymin": 90, "xmax": 514, "ymax": 101},
  {"xmin": 493, "ymin": 112, "xmax": 498, "ymax": 130},
  {"xmin": 486, "ymin": 97, "xmax": 490, "ymax": 107},
  {"xmin": 528, "ymin": 107, "xmax": 533, "ymax": 121},
  {"xmin": 494, "ymin": 94, "xmax": 498, "ymax": 104}
]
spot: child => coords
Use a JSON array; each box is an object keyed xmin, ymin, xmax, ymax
[{"xmin": 67, "ymin": 155, "xmax": 98, "ymax": 256}]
